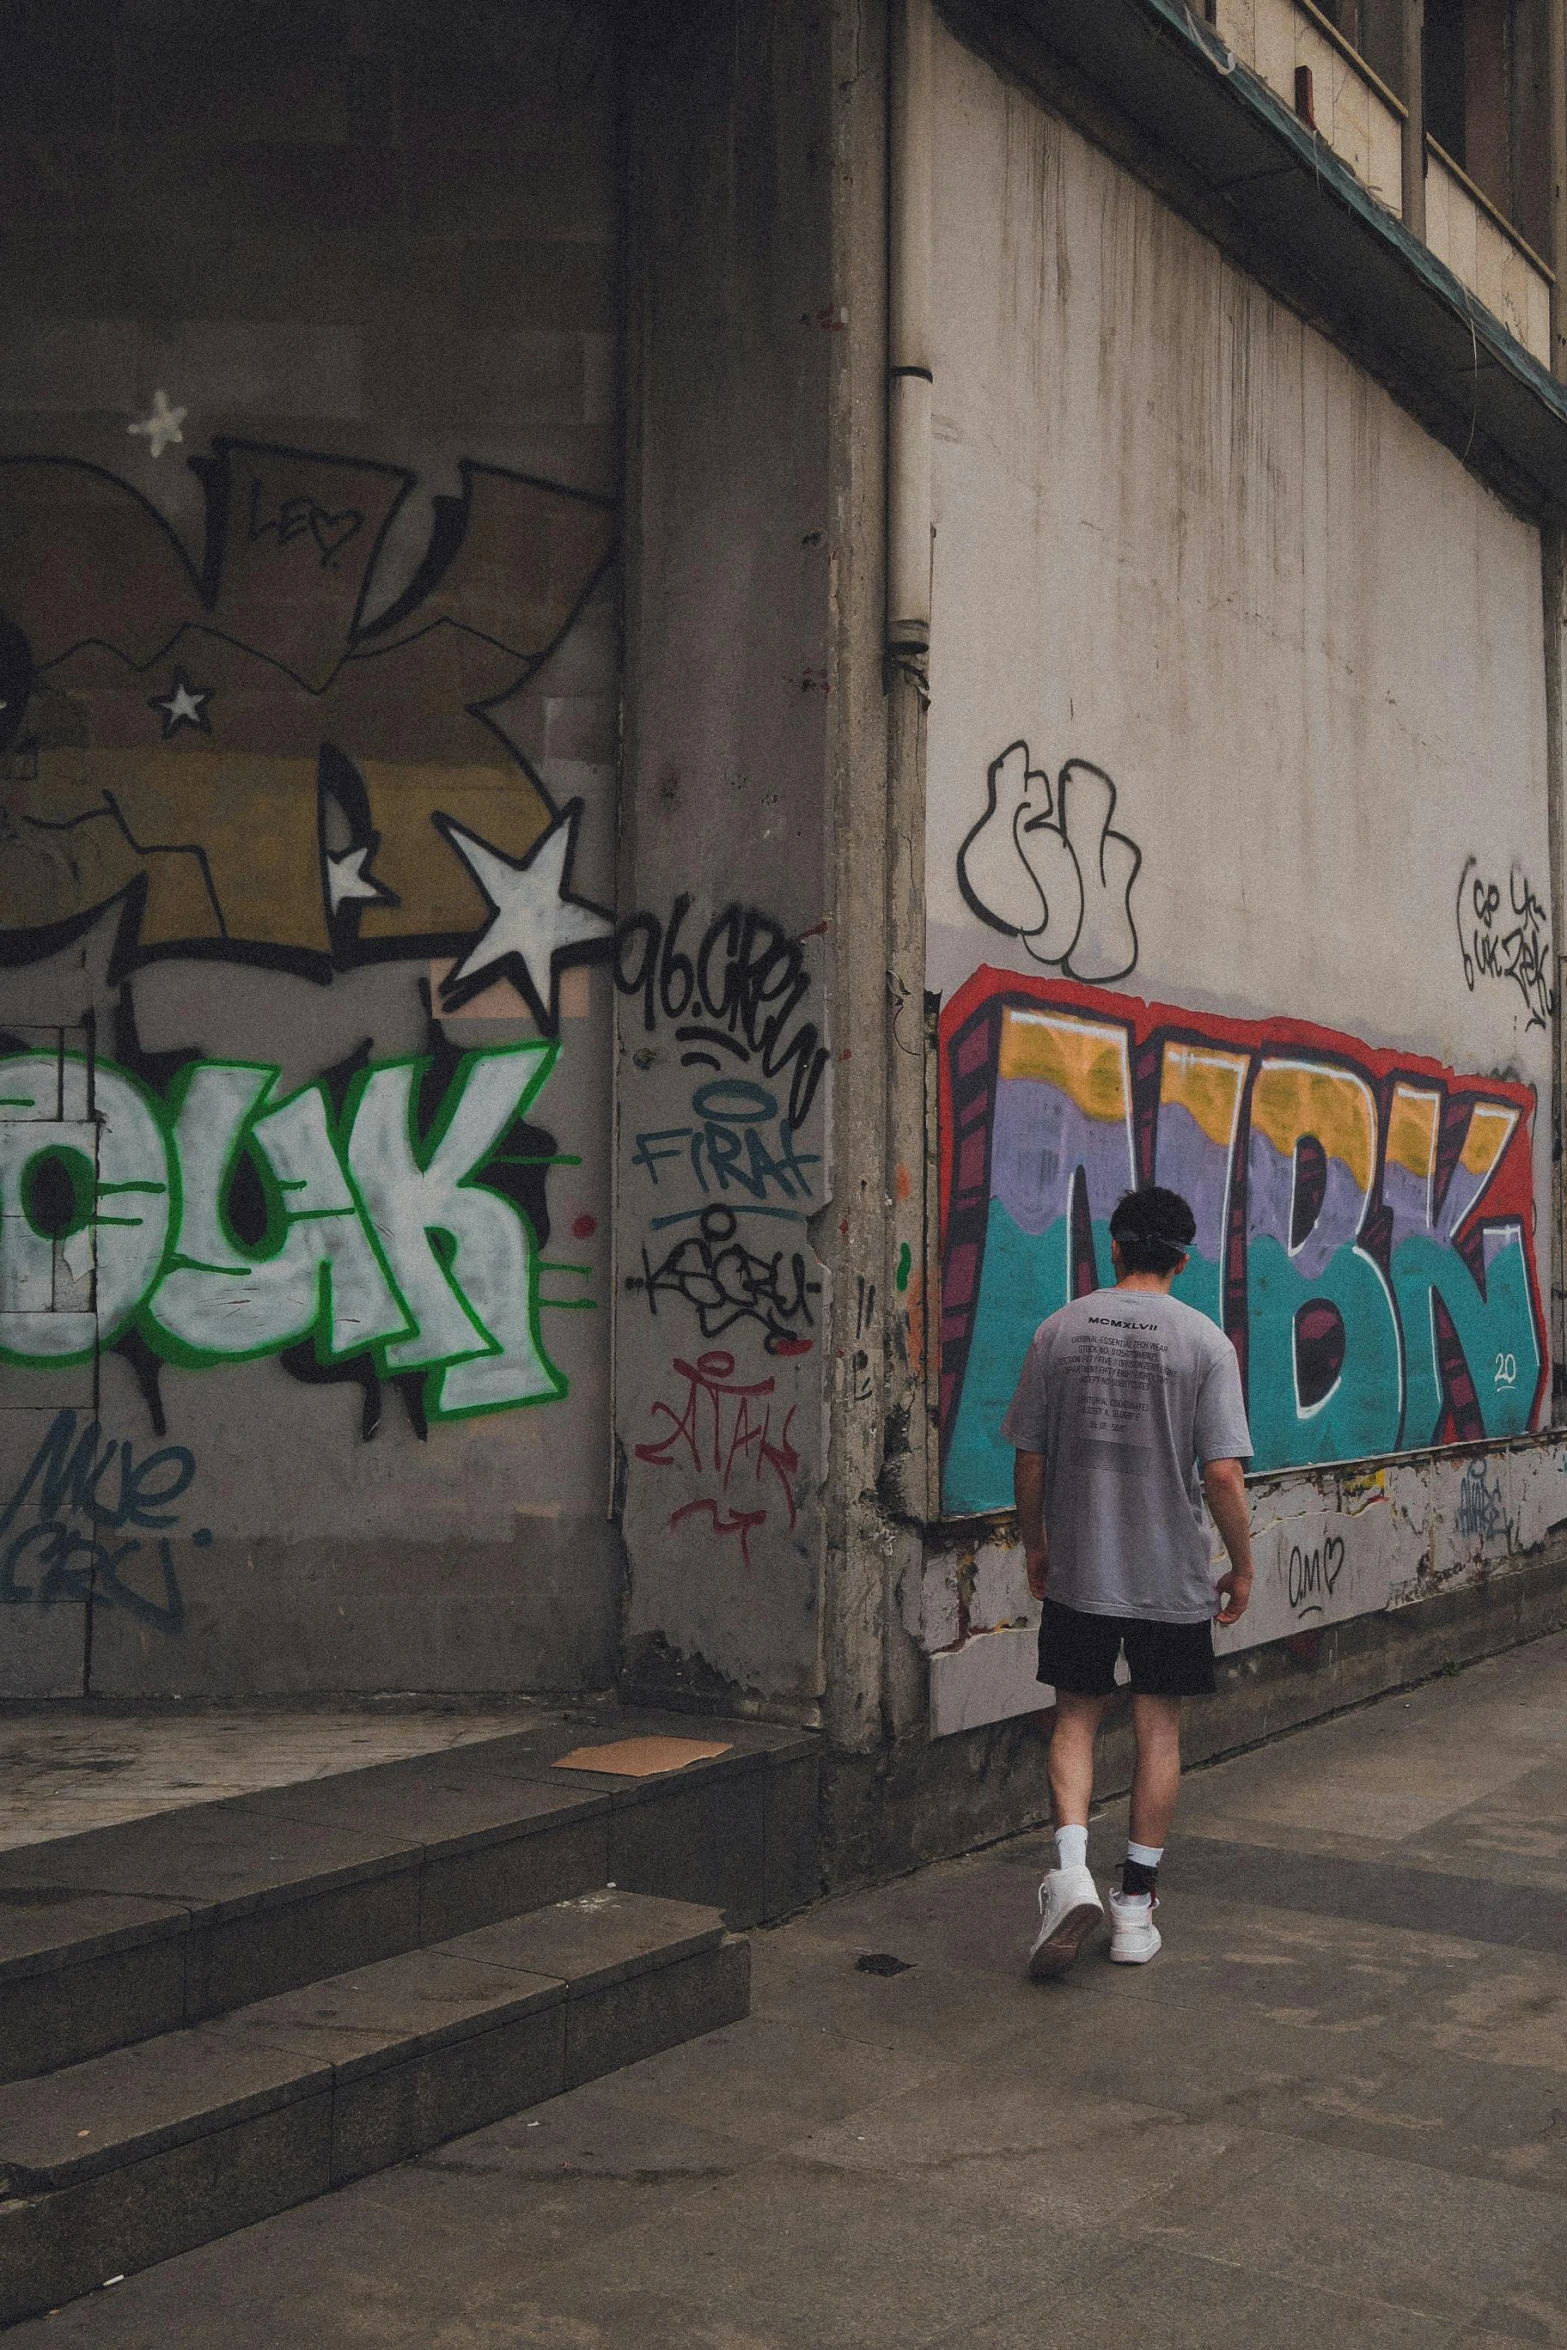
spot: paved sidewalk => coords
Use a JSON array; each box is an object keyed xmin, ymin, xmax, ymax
[{"xmin": 12, "ymin": 1635, "xmax": 1567, "ymax": 2347}]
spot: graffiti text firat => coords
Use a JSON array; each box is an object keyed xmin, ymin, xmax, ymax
[
  {"xmin": 939, "ymin": 973, "xmax": 1546, "ymax": 1514},
  {"xmin": 0, "ymin": 1045, "xmax": 571, "ymax": 1420}
]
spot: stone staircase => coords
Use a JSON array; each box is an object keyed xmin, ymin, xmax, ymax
[{"xmin": 0, "ymin": 1708, "xmax": 818, "ymax": 2324}]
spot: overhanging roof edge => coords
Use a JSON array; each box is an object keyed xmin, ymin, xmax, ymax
[{"xmin": 940, "ymin": 0, "xmax": 1567, "ymax": 516}]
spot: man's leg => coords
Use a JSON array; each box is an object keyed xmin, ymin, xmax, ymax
[
  {"xmin": 1106, "ymin": 1691, "xmax": 1182, "ymax": 1966},
  {"xmin": 1049, "ymin": 1689, "xmax": 1113, "ymax": 1831},
  {"xmin": 1029, "ymin": 1689, "xmax": 1112, "ymax": 1979},
  {"xmin": 1127, "ymin": 1692, "xmax": 1182, "ymax": 1849}
]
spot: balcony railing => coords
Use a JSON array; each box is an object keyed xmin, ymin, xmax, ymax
[{"xmin": 1214, "ymin": 0, "xmax": 1553, "ymax": 370}]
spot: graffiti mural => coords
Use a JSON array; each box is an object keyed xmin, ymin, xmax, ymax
[
  {"xmin": 617, "ymin": 897, "xmax": 828, "ymax": 1359},
  {"xmin": 939, "ymin": 970, "xmax": 1546, "ymax": 1515},
  {"xmin": 0, "ymin": 1407, "xmax": 203, "ymax": 1631},
  {"xmin": 633, "ymin": 1347, "xmax": 801, "ymax": 1569},
  {"xmin": 617, "ymin": 898, "xmax": 828, "ymax": 1617},
  {"xmin": 0, "ymin": 1041, "xmax": 581, "ymax": 1424},
  {"xmin": 957, "ymin": 740, "xmax": 1142, "ymax": 982},
  {"xmin": 0, "ymin": 439, "xmax": 617, "ymax": 1030},
  {"xmin": 1455, "ymin": 856, "xmax": 1553, "ymax": 1033}
]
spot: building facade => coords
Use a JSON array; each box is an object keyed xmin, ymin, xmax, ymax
[{"xmin": 3, "ymin": 0, "xmax": 1566, "ymax": 1885}]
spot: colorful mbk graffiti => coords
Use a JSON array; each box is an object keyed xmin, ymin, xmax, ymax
[
  {"xmin": 0, "ymin": 1043, "xmax": 584, "ymax": 1420},
  {"xmin": 939, "ymin": 972, "xmax": 1547, "ymax": 1515}
]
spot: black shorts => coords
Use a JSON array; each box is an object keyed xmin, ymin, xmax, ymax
[{"xmin": 1038, "ymin": 1598, "xmax": 1216, "ymax": 1699}]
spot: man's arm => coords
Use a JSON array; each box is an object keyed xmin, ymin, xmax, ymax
[
  {"xmin": 1202, "ymin": 1457, "xmax": 1254, "ymax": 1624},
  {"xmin": 1015, "ymin": 1450, "xmax": 1049, "ymax": 1601}
]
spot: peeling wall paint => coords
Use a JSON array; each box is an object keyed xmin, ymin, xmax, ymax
[{"xmin": 914, "ymin": 1430, "xmax": 1567, "ymax": 1736}]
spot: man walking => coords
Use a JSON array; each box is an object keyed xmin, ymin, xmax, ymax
[{"xmin": 1003, "ymin": 1183, "xmax": 1254, "ymax": 1975}]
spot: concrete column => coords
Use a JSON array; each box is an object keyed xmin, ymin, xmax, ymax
[
  {"xmin": 618, "ymin": 2, "xmax": 835, "ymax": 1724},
  {"xmin": 820, "ymin": 0, "xmax": 928, "ymax": 1756},
  {"xmin": 1401, "ymin": 0, "xmax": 1426, "ymax": 238}
]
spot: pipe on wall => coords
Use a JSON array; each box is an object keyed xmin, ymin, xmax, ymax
[
  {"xmin": 1545, "ymin": 13, "xmax": 1567, "ymax": 1417},
  {"xmin": 1545, "ymin": 525, "xmax": 1567, "ymax": 1423},
  {"xmin": 1550, "ymin": 0, "xmax": 1567, "ymax": 383},
  {"xmin": 1400, "ymin": 0, "xmax": 1425, "ymax": 239},
  {"xmin": 888, "ymin": 0, "xmax": 933, "ymax": 657}
]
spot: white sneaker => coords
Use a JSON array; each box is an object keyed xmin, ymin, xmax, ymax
[
  {"xmin": 1107, "ymin": 1888, "xmax": 1161, "ymax": 1964},
  {"xmin": 1027, "ymin": 1866, "xmax": 1105, "ymax": 1978}
]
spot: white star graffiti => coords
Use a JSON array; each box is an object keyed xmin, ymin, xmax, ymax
[
  {"xmin": 325, "ymin": 842, "xmax": 397, "ymax": 915},
  {"xmin": 147, "ymin": 671, "xmax": 213, "ymax": 737},
  {"xmin": 436, "ymin": 802, "xmax": 614, "ymax": 1030},
  {"xmin": 127, "ymin": 390, "xmax": 187, "ymax": 460}
]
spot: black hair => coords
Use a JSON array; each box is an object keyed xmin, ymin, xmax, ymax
[{"xmin": 1109, "ymin": 1184, "xmax": 1196, "ymax": 1277}]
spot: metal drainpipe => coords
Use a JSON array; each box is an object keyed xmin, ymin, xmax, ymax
[
  {"xmin": 1548, "ymin": 0, "xmax": 1567, "ymax": 1418},
  {"xmin": 1552, "ymin": 0, "xmax": 1567, "ymax": 384},
  {"xmin": 888, "ymin": 0, "xmax": 933, "ymax": 662},
  {"xmin": 1400, "ymin": 0, "xmax": 1425, "ymax": 238},
  {"xmin": 1547, "ymin": 527, "xmax": 1566, "ymax": 1422}
]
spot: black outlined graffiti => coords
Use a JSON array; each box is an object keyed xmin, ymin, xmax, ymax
[
  {"xmin": 958, "ymin": 740, "xmax": 1141, "ymax": 983},
  {"xmin": 614, "ymin": 898, "xmax": 830, "ymax": 1131},
  {"xmin": 619, "ymin": 898, "xmax": 826, "ymax": 1563},
  {"xmin": 0, "ymin": 440, "xmax": 618, "ymax": 1038},
  {"xmin": 147, "ymin": 669, "xmax": 213, "ymax": 738},
  {"xmin": 1456, "ymin": 857, "xmax": 1553, "ymax": 1032},
  {"xmin": 1287, "ymin": 1533, "xmax": 1345, "ymax": 1617},
  {"xmin": 851, "ymin": 1273, "xmax": 876, "ymax": 1402},
  {"xmin": 626, "ymin": 1206, "xmax": 819, "ymax": 1356},
  {"xmin": 0, "ymin": 1407, "xmax": 206, "ymax": 1632},
  {"xmin": 245, "ymin": 477, "xmax": 364, "ymax": 566},
  {"xmin": 434, "ymin": 803, "xmax": 613, "ymax": 1029},
  {"xmin": 1455, "ymin": 1455, "xmax": 1510, "ymax": 1542}
]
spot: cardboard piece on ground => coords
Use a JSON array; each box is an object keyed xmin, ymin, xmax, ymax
[{"xmin": 552, "ymin": 1737, "xmax": 733, "ymax": 1778}]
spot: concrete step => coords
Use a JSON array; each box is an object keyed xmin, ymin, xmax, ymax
[
  {"xmin": 0, "ymin": 1708, "xmax": 816, "ymax": 2083},
  {"xmin": 0, "ymin": 1888, "xmax": 749, "ymax": 2327}
]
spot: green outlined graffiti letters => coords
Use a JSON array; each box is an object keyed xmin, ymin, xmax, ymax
[
  {"xmin": 0, "ymin": 1042, "xmax": 571, "ymax": 1421},
  {"xmin": 344, "ymin": 1048, "xmax": 567, "ymax": 1416},
  {"xmin": 151, "ymin": 1064, "xmax": 409, "ymax": 1366},
  {"xmin": 0, "ymin": 1054, "xmax": 169, "ymax": 1358}
]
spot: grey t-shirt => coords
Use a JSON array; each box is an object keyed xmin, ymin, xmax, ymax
[{"xmin": 1000, "ymin": 1288, "xmax": 1252, "ymax": 1623}]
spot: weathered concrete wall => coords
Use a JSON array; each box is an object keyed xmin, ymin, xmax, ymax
[
  {"xmin": 915, "ymin": 1430, "xmax": 1567, "ymax": 1731},
  {"xmin": 919, "ymin": 21, "xmax": 1557, "ymax": 1727},
  {"xmin": 615, "ymin": 2, "xmax": 835, "ymax": 1718},
  {"xmin": 830, "ymin": 1531, "xmax": 1567, "ymax": 1887},
  {"xmin": 0, "ymin": 1, "xmax": 623, "ymax": 1696}
]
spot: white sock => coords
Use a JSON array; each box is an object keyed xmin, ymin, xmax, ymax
[{"xmin": 1054, "ymin": 1824, "xmax": 1089, "ymax": 1872}]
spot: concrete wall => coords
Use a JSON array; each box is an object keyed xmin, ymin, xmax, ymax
[
  {"xmin": 615, "ymin": 1, "xmax": 834, "ymax": 1717},
  {"xmin": 0, "ymin": 0, "xmax": 624, "ymax": 1696},
  {"xmin": 919, "ymin": 21, "xmax": 1557, "ymax": 1728},
  {"xmin": 917, "ymin": 1429, "xmax": 1567, "ymax": 1732}
]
